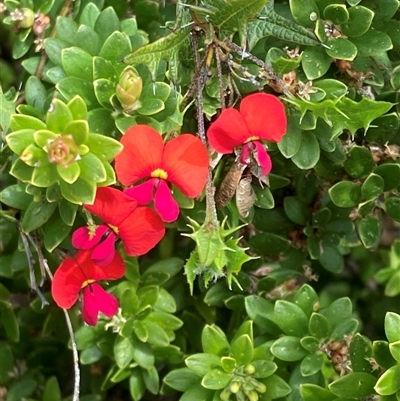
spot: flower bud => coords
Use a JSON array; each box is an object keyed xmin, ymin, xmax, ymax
[
  {"xmin": 116, "ymin": 67, "xmax": 142, "ymax": 112},
  {"xmin": 244, "ymin": 364, "xmax": 255, "ymax": 375},
  {"xmin": 46, "ymin": 135, "xmax": 79, "ymax": 167},
  {"xmin": 15, "ymin": 8, "xmax": 35, "ymax": 28},
  {"xmin": 248, "ymin": 390, "xmax": 259, "ymax": 401}
]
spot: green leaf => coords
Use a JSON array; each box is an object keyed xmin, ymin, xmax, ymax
[
  {"xmin": 344, "ymin": 145, "xmax": 374, "ymax": 178},
  {"xmin": 300, "ymin": 336, "xmax": 320, "ymax": 352},
  {"xmin": 202, "ymin": 325, "xmax": 230, "ymax": 356},
  {"xmin": 331, "ymin": 318, "xmax": 359, "ymax": 339},
  {"xmin": 252, "ymin": 360, "xmax": 277, "ymax": 379},
  {"xmin": 248, "ymin": 3, "xmax": 320, "ymax": 49},
  {"xmin": 62, "ymin": 47, "xmax": 93, "ymax": 81},
  {"xmin": 329, "ymin": 372, "xmax": 377, "ymax": 398},
  {"xmin": 291, "ymin": 132, "xmax": 320, "ymax": 169},
  {"xmin": 350, "ymin": 30, "xmax": 393, "ymax": 56},
  {"xmin": 80, "ymin": 345, "xmax": 103, "ymax": 365},
  {"xmin": 55, "ymin": 16, "xmax": 78, "ymax": 44},
  {"xmin": 201, "ymin": 369, "xmax": 231, "ymax": 390},
  {"xmin": 361, "ymin": 173, "xmax": 384, "ymax": 200},
  {"xmin": 68, "ymin": 96, "xmax": 88, "ymax": 121},
  {"xmin": 300, "ymin": 353, "xmax": 324, "ymax": 376},
  {"xmin": 57, "ymin": 162, "xmax": 81, "ymax": 184},
  {"xmin": 0, "ymin": 184, "xmax": 32, "ymax": 210},
  {"xmin": 329, "ymin": 181, "xmax": 361, "ymax": 207},
  {"xmin": 164, "ymin": 368, "xmax": 200, "ymax": 392},
  {"xmin": 79, "ymin": 2, "xmax": 101, "ymax": 29},
  {"xmin": 374, "ymin": 164, "xmax": 400, "ymax": 191},
  {"xmin": 114, "ymin": 336, "xmax": 134, "ymax": 368},
  {"xmin": 289, "ymin": 0, "xmax": 319, "ymax": 28},
  {"xmin": 274, "ymin": 300, "xmax": 309, "ymax": 337},
  {"xmin": 284, "ymin": 196, "xmax": 310, "ymax": 225},
  {"xmin": 271, "ymin": 336, "xmax": 308, "ymax": 361},
  {"xmin": 131, "ymin": 334, "xmax": 155, "ymax": 369},
  {"xmin": 324, "ymin": 4, "xmax": 349, "ymax": 24},
  {"xmin": 385, "ymin": 197, "xmax": 400, "ymax": 223},
  {"xmin": 300, "ymin": 384, "xmax": 337, "ymax": 401},
  {"xmin": 373, "ymin": 340, "xmax": 396, "ymax": 370},
  {"xmin": 245, "ymin": 296, "xmax": 281, "ymax": 334},
  {"xmin": 358, "ymin": 215, "xmax": 382, "ymax": 249},
  {"xmin": 324, "ymin": 297, "xmax": 352, "ymax": 332},
  {"xmin": 11, "ymin": 114, "xmax": 46, "ymax": 132},
  {"xmin": 231, "ymin": 335, "xmax": 253, "ymax": 365},
  {"xmin": 58, "ymin": 198, "xmax": 78, "ymax": 226},
  {"xmin": 43, "ymin": 211, "xmax": 72, "ymax": 252},
  {"xmin": 341, "ymin": 6, "xmax": 374, "ymax": 37},
  {"xmin": 0, "ymin": 343, "xmax": 14, "ymax": 385},
  {"xmin": 94, "ymin": 6, "xmax": 120, "ymax": 43},
  {"xmin": 99, "ymin": 31, "xmax": 132, "ymax": 61},
  {"xmin": 326, "ymin": 37, "xmax": 358, "ymax": 60},
  {"xmin": 249, "ymin": 232, "xmax": 291, "ymax": 255},
  {"xmin": 25, "ymin": 76, "xmax": 47, "ymax": 114},
  {"xmin": 56, "ymin": 77, "xmax": 99, "ymax": 109},
  {"xmin": 277, "ymin": 119, "xmax": 302, "ymax": 158},
  {"xmin": 129, "ymin": 369, "xmax": 146, "ymax": 401},
  {"xmin": 385, "ymin": 312, "xmax": 400, "ymax": 343},
  {"xmin": 389, "ymin": 341, "xmax": 400, "ymax": 362},
  {"xmin": 76, "ymin": 25, "xmax": 101, "ymax": 56},
  {"xmin": 86, "ymin": 133, "xmax": 123, "ymax": 161},
  {"xmin": 319, "ymin": 246, "xmax": 344, "ymax": 273},
  {"xmin": 137, "ymin": 98, "xmax": 164, "ymax": 116},
  {"xmin": 260, "ymin": 374, "xmax": 291, "ymax": 398},
  {"xmin": 292, "ymin": 284, "xmax": 319, "ymax": 316},
  {"xmin": 350, "ymin": 333, "xmax": 373, "ymax": 373},
  {"xmin": 59, "ymin": 177, "xmax": 96, "ymax": 204},
  {"xmin": 207, "ymin": 0, "xmax": 268, "ymax": 36},
  {"xmin": 301, "ymin": 46, "xmax": 332, "ymax": 80},
  {"xmin": 43, "ymin": 376, "xmax": 62, "ymax": 401},
  {"xmin": 253, "ymin": 186, "xmax": 274, "ymax": 209},
  {"xmin": 0, "ymin": 86, "xmax": 16, "ymax": 133},
  {"xmin": 5, "ymin": 378, "xmax": 37, "ymax": 401},
  {"xmin": 186, "ymin": 353, "xmax": 222, "ymax": 377},
  {"xmin": 21, "ymin": 199, "xmax": 58, "ymax": 232},
  {"xmin": 374, "ymin": 364, "xmax": 400, "ymax": 396},
  {"xmin": 0, "ymin": 300, "xmax": 19, "ymax": 342}
]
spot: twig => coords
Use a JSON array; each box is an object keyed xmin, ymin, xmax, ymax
[
  {"xmin": 27, "ymin": 236, "xmax": 80, "ymax": 401},
  {"xmin": 17, "ymin": 224, "xmax": 49, "ymax": 307},
  {"xmin": 214, "ymin": 44, "xmax": 226, "ymax": 111}
]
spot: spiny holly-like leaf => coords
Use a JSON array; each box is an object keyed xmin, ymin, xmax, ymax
[
  {"xmin": 248, "ymin": 0, "xmax": 320, "ymax": 50},
  {"xmin": 204, "ymin": 0, "xmax": 268, "ymax": 38},
  {"xmin": 286, "ymin": 97, "xmax": 393, "ymax": 136},
  {"xmin": 123, "ymin": 28, "xmax": 190, "ymax": 80}
]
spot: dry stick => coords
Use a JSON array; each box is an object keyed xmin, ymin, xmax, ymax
[
  {"xmin": 27, "ymin": 235, "xmax": 80, "ymax": 401},
  {"xmin": 214, "ymin": 43, "xmax": 226, "ymax": 111},
  {"xmin": 18, "ymin": 224, "xmax": 49, "ymax": 307},
  {"xmin": 220, "ymin": 38, "xmax": 295, "ymax": 99},
  {"xmin": 190, "ymin": 31, "xmax": 219, "ymax": 224}
]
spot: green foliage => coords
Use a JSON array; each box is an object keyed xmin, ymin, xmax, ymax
[{"xmin": 1, "ymin": 0, "xmax": 400, "ymax": 400}]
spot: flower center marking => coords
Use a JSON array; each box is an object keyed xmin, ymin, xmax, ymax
[
  {"xmin": 81, "ymin": 279, "xmax": 96, "ymax": 288},
  {"xmin": 151, "ymin": 168, "xmax": 168, "ymax": 180},
  {"xmin": 108, "ymin": 224, "xmax": 119, "ymax": 235},
  {"xmin": 244, "ymin": 136, "xmax": 260, "ymax": 144}
]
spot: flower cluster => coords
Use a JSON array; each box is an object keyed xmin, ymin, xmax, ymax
[{"xmin": 51, "ymin": 93, "xmax": 287, "ymax": 326}]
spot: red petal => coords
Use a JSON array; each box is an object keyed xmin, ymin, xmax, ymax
[
  {"xmin": 240, "ymin": 93, "xmax": 287, "ymax": 142},
  {"xmin": 207, "ymin": 108, "xmax": 250, "ymax": 153},
  {"xmin": 82, "ymin": 283, "xmax": 119, "ymax": 325},
  {"xmin": 52, "ymin": 257, "xmax": 85, "ymax": 309},
  {"xmin": 115, "ymin": 125, "xmax": 164, "ymax": 186},
  {"xmin": 124, "ymin": 178, "xmax": 157, "ymax": 205},
  {"xmin": 254, "ymin": 141, "xmax": 272, "ymax": 176},
  {"xmin": 91, "ymin": 232, "xmax": 117, "ymax": 267},
  {"xmin": 119, "ymin": 206, "xmax": 165, "ymax": 256},
  {"xmin": 84, "ymin": 187, "xmax": 138, "ymax": 227},
  {"xmin": 154, "ymin": 180, "xmax": 180, "ymax": 222},
  {"xmin": 72, "ymin": 225, "xmax": 108, "ymax": 250},
  {"xmin": 161, "ymin": 134, "xmax": 209, "ymax": 197}
]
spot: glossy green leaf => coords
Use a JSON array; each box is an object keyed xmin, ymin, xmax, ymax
[
  {"xmin": 302, "ymin": 46, "xmax": 332, "ymax": 80},
  {"xmin": 326, "ymin": 38, "xmax": 358, "ymax": 60},
  {"xmin": 374, "ymin": 364, "xmax": 400, "ymax": 396},
  {"xmin": 21, "ymin": 198, "xmax": 58, "ymax": 232},
  {"xmin": 57, "ymin": 77, "xmax": 99, "ymax": 109},
  {"xmin": 231, "ymin": 335, "xmax": 253, "ymax": 365},
  {"xmin": 300, "ymin": 353, "xmax": 324, "ymax": 376},
  {"xmin": 43, "ymin": 211, "xmax": 72, "ymax": 251},
  {"xmin": 271, "ymin": 336, "xmax": 308, "ymax": 361},
  {"xmin": 186, "ymin": 353, "xmax": 222, "ymax": 377},
  {"xmin": 129, "ymin": 369, "xmax": 146, "ymax": 401},
  {"xmin": 249, "ymin": 232, "xmax": 291, "ymax": 255},
  {"xmin": 202, "ymin": 325, "xmax": 230, "ymax": 356},
  {"xmin": 329, "ymin": 372, "xmax": 377, "ymax": 398},
  {"xmin": 329, "ymin": 181, "xmax": 361, "ymax": 207},
  {"xmin": 289, "ymin": 0, "xmax": 319, "ymax": 28},
  {"xmin": 350, "ymin": 30, "xmax": 393, "ymax": 56},
  {"xmin": 99, "ymin": 31, "xmax": 132, "ymax": 61},
  {"xmin": 260, "ymin": 374, "xmax": 291, "ymax": 398},
  {"xmin": 274, "ymin": 300, "xmax": 309, "ymax": 337},
  {"xmin": 62, "ymin": 47, "xmax": 93, "ymax": 81},
  {"xmin": 344, "ymin": 145, "xmax": 374, "ymax": 178},
  {"xmin": 300, "ymin": 384, "xmax": 336, "ymax": 401},
  {"xmin": 349, "ymin": 333, "xmax": 373, "ymax": 373},
  {"xmin": 164, "ymin": 367, "xmax": 201, "ymax": 392},
  {"xmin": 324, "ymin": 4, "xmax": 349, "ymax": 24},
  {"xmin": 374, "ymin": 164, "xmax": 400, "ymax": 191},
  {"xmin": 361, "ymin": 173, "xmax": 384, "ymax": 200},
  {"xmin": 0, "ymin": 184, "xmax": 32, "ymax": 210},
  {"xmin": 385, "ymin": 312, "xmax": 400, "ymax": 343},
  {"xmin": 131, "ymin": 334, "xmax": 155, "ymax": 369},
  {"xmin": 59, "ymin": 177, "xmax": 96, "ymax": 204},
  {"xmin": 358, "ymin": 215, "xmax": 382, "ymax": 249},
  {"xmin": 86, "ymin": 133, "xmax": 123, "ymax": 161},
  {"xmin": 201, "ymin": 369, "xmax": 231, "ymax": 390},
  {"xmin": 291, "ymin": 132, "xmax": 320, "ymax": 169},
  {"xmin": 284, "ymin": 196, "xmax": 310, "ymax": 225},
  {"xmin": 0, "ymin": 300, "xmax": 19, "ymax": 342},
  {"xmin": 385, "ymin": 197, "xmax": 400, "ymax": 222},
  {"xmin": 341, "ymin": 6, "xmax": 374, "ymax": 37}
]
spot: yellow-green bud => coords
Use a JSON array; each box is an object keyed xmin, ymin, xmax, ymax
[
  {"xmin": 16, "ymin": 8, "xmax": 35, "ymax": 28},
  {"xmin": 116, "ymin": 67, "xmax": 142, "ymax": 112},
  {"xmin": 46, "ymin": 135, "xmax": 79, "ymax": 167},
  {"xmin": 219, "ymin": 388, "xmax": 231, "ymax": 400},
  {"xmin": 248, "ymin": 390, "xmax": 259, "ymax": 401},
  {"xmin": 244, "ymin": 364, "xmax": 255, "ymax": 375},
  {"xmin": 230, "ymin": 381, "xmax": 241, "ymax": 394},
  {"xmin": 256, "ymin": 382, "xmax": 266, "ymax": 393}
]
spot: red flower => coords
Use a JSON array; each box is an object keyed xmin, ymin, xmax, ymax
[
  {"xmin": 51, "ymin": 249, "xmax": 125, "ymax": 325},
  {"xmin": 207, "ymin": 93, "xmax": 287, "ymax": 176},
  {"xmin": 72, "ymin": 187, "xmax": 165, "ymax": 266},
  {"xmin": 115, "ymin": 125, "xmax": 209, "ymax": 222}
]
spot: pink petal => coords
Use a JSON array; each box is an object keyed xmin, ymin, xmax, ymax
[
  {"xmin": 82, "ymin": 283, "xmax": 119, "ymax": 326},
  {"xmin": 124, "ymin": 178, "xmax": 157, "ymax": 205},
  {"xmin": 72, "ymin": 225, "xmax": 108, "ymax": 250},
  {"xmin": 253, "ymin": 141, "xmax": 272, "ymax": 176},
  {"xmin": 154, "ymin": 180, "xmax": 180, "ymax": 222},
  {"xmin": 240, "ymin": 143, "xmax": 252, "ymax": 165},
  {"xmin": 91, "ymin": 232, "xmax": 117, "ymax": 267}
]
